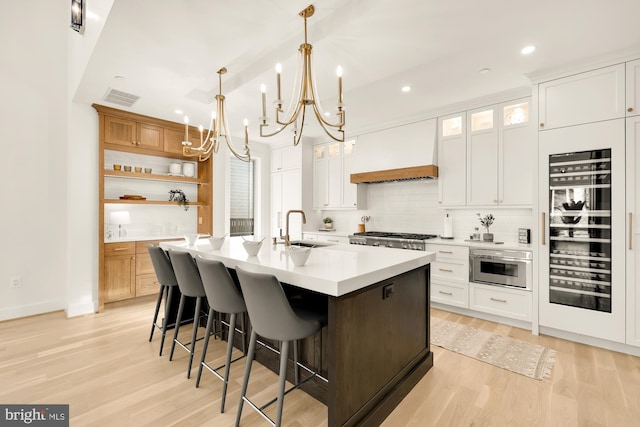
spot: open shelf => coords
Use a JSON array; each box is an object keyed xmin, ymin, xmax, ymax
[
  {"xmin": 104, "ymin": 199, "xmax": 206, "ymax": 207},
  {"xmin": 104, "ymin": 169, "xmax": 202, "ymax": 184}
]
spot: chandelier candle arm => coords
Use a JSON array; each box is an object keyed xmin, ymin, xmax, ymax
[
  {"xmin": 259, "ymin": 4, "xmax": 345, "ymax": 144},
  {"xmin": 181, "ymin": 67, "xmax": 250, "ymax": 162}
]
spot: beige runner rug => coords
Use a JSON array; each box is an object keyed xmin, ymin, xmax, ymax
[{"xmin": 430, "ymin": 317, "xmax": 556, "ymax": 381}]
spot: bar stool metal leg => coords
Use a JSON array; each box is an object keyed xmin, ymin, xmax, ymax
[
  {"xmin": 159, "ymin": 285, "xmax": 174, "ymax": 356},
  {"xmin": 186, "ymin": 296, "xmax": 203, "ymax": 378},
  {"xmin": 149, "ymin": 285, "xmax": 165, "ymax": 342},
  {"xmin": 236, "ymin": 330, "xmax": 258, "ymax": 427},
  {"xmin": 275, "ymin": 340, "xmax": 290, "ymax": 427},
  {"xmin": 169, "ymin": 294, "xmax": 186, "ymax": 361},
  {"xmin": 195, "ymin": 308, "xmax": 215, "ymax": 388},
  {"xmin": 221, "ymin": 312, "xmax": 238, "ymax": 412}
]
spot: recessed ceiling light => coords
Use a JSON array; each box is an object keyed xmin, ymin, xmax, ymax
[
  {"xmin": 479, "ymin": 67, "xmax": 491, "ymax": 75},
  {"xmin": 401, "ymin": 86, "xmax": 411, "ymax": 93},
  {"xmin": 521, "ymin": 45, "xmax": 536, "ymax": 55},
  {"xmin": 175, "ymin": 109, "xmax": 183, "ymax": 115}
]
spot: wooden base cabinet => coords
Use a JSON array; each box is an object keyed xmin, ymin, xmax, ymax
[{"xmin": 104, "ymin": 242, "xmax": 136, "ymax": 303}]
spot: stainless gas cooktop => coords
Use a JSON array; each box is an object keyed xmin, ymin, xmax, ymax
[{"xmin": 348, "ymin": 231, "xmax": 438, "ymax": 250}]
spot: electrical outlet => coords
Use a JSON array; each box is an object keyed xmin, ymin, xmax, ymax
[{"xmin": 10, "ymin": 276, "xmax": 21, "ymax": 288}]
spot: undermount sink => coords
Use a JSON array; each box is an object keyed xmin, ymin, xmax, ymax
[{"xmin": 289, "ymin": 240, "xmax": 334, "ymax": 248}]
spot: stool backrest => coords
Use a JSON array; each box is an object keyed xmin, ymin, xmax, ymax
[
  {"xmin": 235, "ymin": 266, "xmax": 319, "ymax": 341},
  {"xmin": 148, "ymin": 245, "xmax": 177, "ymax": 287},
  {"xmin": 168, "ymin": 250, "xmax": 205, "ymax": 298},
  {"xmin": 196, "ymin": 257, "xmax": 246, "ymax": 315}
]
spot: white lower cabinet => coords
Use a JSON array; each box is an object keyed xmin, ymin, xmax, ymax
[
  {"xmin": 469, "ymin": 283, "xmax": 532, "ymax": 322},
  {"xmin": 302, "ymin": 232, "xmax": 348, "ymax": 244},
  {"xmin": 426, "ymin": 244, "xmax": 469, "ymax": 308}
]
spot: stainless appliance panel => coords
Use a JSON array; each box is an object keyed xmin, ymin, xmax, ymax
[{"xmin": 470, "ymin": 248, "xmax": 532, "ymax": 290}]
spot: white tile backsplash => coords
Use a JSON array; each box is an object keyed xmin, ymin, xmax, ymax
[{"xmin": 318, "ymin": 180, "xmax": 532, "ymax": 244}]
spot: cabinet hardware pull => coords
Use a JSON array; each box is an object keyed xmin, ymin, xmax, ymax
[
  {"xmin": 439, "ymin": 268, "xmax": 453, "ymax": 272},
  {"xmin": 541, "ymin": 212, "xmax": 546, "ymax": 245},
  {"xmin": 540, "ymin": 123, "xmax": 544, "ymax": 128},
  {"xmin": 439, "ymin": 250, "xmax": 453, "ymax": 254},
  {"xmin": 114, "ymin": 247, "xmax": 128, "ymax": 251},
  {"xmin": 493, "ymin": 199, "xmax": 497, "ymax": 203},
  {"xmin": 629, "ymin": 107, "xmax": 634, "ymax": 112},
  {"xmin": 328, "ymin": 239, "xmax": 339, "ymax": 242},
  {"xmin": 438, "ymin": 291, "xmax": 453, "ymax": 296},
  {"xmin": 490, "ymin": 297, "xmax": 507, "ymax": 303},
  {"xmin": 630, "ymin": 212, "xmax": 633, "ymax": 250}
]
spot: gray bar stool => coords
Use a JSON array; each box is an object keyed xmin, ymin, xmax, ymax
[
  {"xmin": 234, "ymin": 265, "xmax": 326, "ymax": 427},
  {"xmin": 195, "ymin": 257, "xmax": 247, "ymax": 413},
  {"xmin": 147, "ymin": 244, "xmax": 179, "ymax": 356},
  {"xmin": 168, "ymin": 250, "xmax": 208, "ymax": 378}
]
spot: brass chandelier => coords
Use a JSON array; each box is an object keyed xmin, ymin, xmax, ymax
[
  {"xmin": 182, "ymin": 67, "xmax": 251, "ymax": 162},
  {"xmin": 259, "ymin": 4, "xmax": 345, "ymax": 145}
]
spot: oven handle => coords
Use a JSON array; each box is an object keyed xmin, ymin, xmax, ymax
[
  {"xmin": 471, "ymin": 255, "xmax": 532, "ymax": 263},
  {"xmin": 541, "ymin": 212, "xmax": 546, "ymax": 245}
]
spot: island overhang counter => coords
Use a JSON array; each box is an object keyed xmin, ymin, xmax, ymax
[{"xmin": 160, "ymin": 237, "xmax": 435, "ymax": 426}]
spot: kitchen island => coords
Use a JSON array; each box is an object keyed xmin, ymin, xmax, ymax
[{"xmin": 161, "ymin": 237, "xmax": 435, "ymax": 426}]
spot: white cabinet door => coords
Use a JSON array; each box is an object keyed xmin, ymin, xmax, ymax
[
  {"xmin": 467, "ymin": 106, "xmax": 498, "ymax": 205},
  {"xmin": 272, "ymin": 168, "xmax": 302, "ymax": 241},
  {"xmin": 627, "ymin": 59, "xmax": 640, "ymax": 117},
  {"xmin": 626, "ymin": 115, "xmax": 640, "ymax": 347},
  {"xmin": 271, "ymin": 145, "xmax": 302, "ymax": 172},
  {"xmin": 499, "ymin": 98, "xmax": 532, "ymax": 205},
  {"xmin": 342, "ymin": 139, "xmax": 360, "ymax": 208},
  {"xmin": 313, "ymin": 145, "xmax": 329, "ymax": 209},
  {"xmin": 538, "ymin": 63, "xmax": 626, "ymax": 130},
  {"xmin": 327, "ymin": 142, "xmax": 342, "ymax": 208},
  {"xmin": 538, "ymin": 119, "xmax": 626, "ymax": 343},
  {"xmin": 438, "ymin": 113, "xmax": 466, "ymax": 206}
]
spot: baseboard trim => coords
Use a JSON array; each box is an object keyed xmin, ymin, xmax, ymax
[
  {"xmin": 65, "ymin": 300, "xmax": 98, "ymax": 318},
  {"xmin": 0, "ymin": 299, "xmax": 65, "ymax": 322}
]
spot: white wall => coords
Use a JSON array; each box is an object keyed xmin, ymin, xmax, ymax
[
  {"xmin": 318, "ymin": 181, "xmax": 531, "ymax": 244},
  {"xmin": 0, "ymin": 0, "xmax": 69, "ymax": 320}
]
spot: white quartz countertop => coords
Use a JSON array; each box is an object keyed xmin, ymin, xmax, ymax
[
  {"xmin": 160, "ymin": 236, "xmax": 435, "ymax": 297},
  {"xmin": 426, "ymin": 237, "xmax": 533, "ymax": 251}
]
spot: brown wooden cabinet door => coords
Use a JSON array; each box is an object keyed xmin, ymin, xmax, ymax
[
  {"xmin": 105, "ymin": 116, "xmax": 136, "ymax": 147},
  {"xmin": 137, "ymin": 122, "xmax": 164, "ymax": 151},
  {"xmin": 164, "ymin": 127, "xmax": 201, "ymax": 155},
  {"xmin": 104, "ymin": 254, "xmax": 135, "ymax": 302},
  {"xmin": 136, "ymin": 274, "xmax": 159, "ymax": 297}
]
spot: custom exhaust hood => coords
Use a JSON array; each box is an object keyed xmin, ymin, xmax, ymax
[
  {"xmin": 350, "ymin": 165, "xmax": 438, "ymax": 183},
  {"xmin": 349, "ymin": 118, "xmax": 438, "ymax": 184}
]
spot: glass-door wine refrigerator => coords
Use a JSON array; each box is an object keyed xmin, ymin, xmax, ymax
[{"xmin": 539, "ymin": 120, "xmax": 625, "ymax": 343}]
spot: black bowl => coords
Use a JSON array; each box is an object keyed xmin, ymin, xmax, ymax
[
  {"xmin": 561, "ymin": 215, "xmax": 582, "ymax": 224},
  {"xmin": 562, "ymin": 201, "xmax": 585, "ymax": 211}
]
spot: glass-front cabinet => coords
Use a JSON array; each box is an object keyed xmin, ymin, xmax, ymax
[{"xmin": 539, "ymin": 119, "xmax": 626, "ymax": 343}]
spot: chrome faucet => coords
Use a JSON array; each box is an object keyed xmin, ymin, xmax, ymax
[{"xmin": 284, "ymin": 210, "xmax": 306, "ymax": 246}]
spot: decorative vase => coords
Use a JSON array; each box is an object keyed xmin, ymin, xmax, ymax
[
  {"xmin": 483, "ymin": 233, "xmax": 494, "ymax": 242},
  {"xmin": 324, "ymin": 223, "xmax": 333, "ymax": 230}
]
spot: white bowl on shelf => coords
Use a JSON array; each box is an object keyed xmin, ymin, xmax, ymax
[
  {"xmin": 209, "ymin": 235, "xmax": 226, "ymax": 250},
  {"xmin": 287, "ymin": 246, "xmax": 311, "ymax": 266},
  {"xmin": 242, "ymin": 239, "xmax": 263, "ymax": 256},
  {"xmin": 184, "ymin": 234, "xmax": 200, "ymax": 246}
]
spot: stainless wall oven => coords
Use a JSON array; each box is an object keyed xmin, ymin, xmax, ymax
[{"xmin": 470, "ymin": 248, "xmax": 532, "ymax": 290}]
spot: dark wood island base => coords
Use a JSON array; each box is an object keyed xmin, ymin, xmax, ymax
[{"xmin": 253, "ymin": 265, "xmax": 432, "ymax": 426}]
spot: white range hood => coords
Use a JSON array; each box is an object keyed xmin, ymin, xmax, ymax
[{"xmin": 350, "ymin": 118, "xmax": 438, "ymax": 183}]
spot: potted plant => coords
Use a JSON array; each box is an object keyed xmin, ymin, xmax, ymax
[
  {"xmin": 477, "ymin": 213, "xmax": 495, "ymax": 242},
  {"xmin": 323, "ymin": 217, "xmax": 333, "ymax": 230},
  {"xmin": 169, "ymin": 189, "xmax": 189, "ymax": 211}
]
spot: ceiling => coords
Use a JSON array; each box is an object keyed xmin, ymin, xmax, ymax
[{"xmin": 75, "ymin": 0, "xmax": 640, "ymax": 146}]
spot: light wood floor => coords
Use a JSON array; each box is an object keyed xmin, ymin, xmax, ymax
[{"xmin": 1, "ymin": 296, "xmax": 639, "ymax": 427}]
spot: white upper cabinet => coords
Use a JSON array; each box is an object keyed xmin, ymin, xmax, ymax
[
  {"xmin": 499, "ymin": 99, "xmax": 532, "ymax": 205},
  {"xmin": 538, "ymin": 63, "xmax": 626, "ymax": 130},
  {"xmin": 342, "ymin": 139, "xmax": 366, "ymax": 208},
  {"xmin": 627, "ymin": 59, "xmax": 640, "ymax": 117},
  {"xmin": 467, "ymin": 106, "xmax": 498, "ymax": 205},
  {"xmin": 440, "ymin": 98, "xmax": 532, "ymax": 207},
  {"xmin": 271, "ymin": 144, "xmax": 302, "ymax": 172},
  {"xmin": 438, "ymin": 113, "xmax": 467, "ymax": 206},
  {"xmin": 313, "ymin": 139, "xmax": 365, "ymax": 210}
]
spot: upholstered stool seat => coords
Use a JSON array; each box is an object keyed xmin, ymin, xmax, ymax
[{"xmin": 234, "ymin": 266, "xmax": 327, "ymax": 427}]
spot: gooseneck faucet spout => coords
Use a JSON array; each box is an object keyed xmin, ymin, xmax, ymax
[{"xmin": 284, "ymin": 210, "xmax": 306, "ymax": 246}]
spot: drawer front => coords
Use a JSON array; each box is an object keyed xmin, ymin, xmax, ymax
[
  {"xmin": 136, "ymin": 274, "xmax": 159, "ymax": 297},
  {"xmin": 470, "ymin": 284, "xmax": 531, "ymax": 321},
  {"xmin": 431, "ymin": 282, "xmax": 468, "ymax": 308},
  {"xmin": 136, "ymin": 252, "xmax": 155, "ymax": 275},
  {"xmin": 425, "ymin": 244, "xmax": 468, "ymax": 261},
  {"xmin": 104, "ymin": 242, "xmax": 135, "ymax": 256},
  {"xmin": 302, "ymin": 233, "xmax": 318, "ymax": 241},
  {"xmin": 317, "ymin": 234, "xmax": 348, "ymax": 244},
  {"xmin": 136, "ymin": 240, "xmax": 161, "ymax": 254},
  {"xmin": 432, "ymin": 260, "xmax": 468, "ymax": 284}
]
